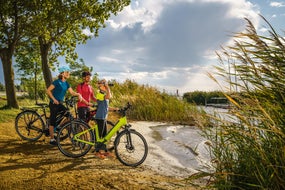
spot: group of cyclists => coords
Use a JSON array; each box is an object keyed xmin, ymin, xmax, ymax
[{"xmin": 46, "ymin": 65, "xmax": 117, "ymax": 159}]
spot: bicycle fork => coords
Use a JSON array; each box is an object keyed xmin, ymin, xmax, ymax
[{"xmin": 124, "ymin": 127, "xmax": 135, "ymax": 152}]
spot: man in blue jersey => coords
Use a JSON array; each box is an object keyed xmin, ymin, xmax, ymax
[{"xmin": 46, "ymin": 66, "xmax": 82, "ymax": 145}]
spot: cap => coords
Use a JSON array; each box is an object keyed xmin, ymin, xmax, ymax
[
  {"xmin": 82, "ymin": 71, "xmax": 91, "ymax": 77},
  {"xmin": 58, "ymin": 65, "xmax": 71, "ymax": 73}
]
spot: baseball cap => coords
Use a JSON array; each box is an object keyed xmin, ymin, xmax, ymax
[
  {"xmin": 82, "ymin": 71, "xmax": 91, "ymax": 77},
  {"xmin": 58, "ymin": 65, "xmax": 71, "ymax": 73}
]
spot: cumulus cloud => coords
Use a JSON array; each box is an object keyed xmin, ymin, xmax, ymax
[{"xmin": 77, "ymin": 0, "xmax": 260, "ymax": 93}]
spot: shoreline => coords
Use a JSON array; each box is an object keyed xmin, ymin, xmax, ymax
[{"xmin": 130, "ymin": 121, "xmax": 212, "ymax": 178}]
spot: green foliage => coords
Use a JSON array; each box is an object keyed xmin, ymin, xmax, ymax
[
  {"xmin": 14, "ymin": 0, "xmax": 131, "ymax": 87},
  {"xmin": 1, "ymin": 0, "xmax": 131, "ymax": 108},
  {"xmin": 20, "ymin": 77, "xmax": 47, "ymax": 100},
  {"xmin": 110, "ymin": 80, "xmax": 198, "ymax": 125},
  {"xmin": 0, "ymin": 83, "xmax": 5, "ymax": 91},
  {"xmin": 183, "ymin": 90, "xmax": 225, "ymax": 105},
  {"xmin": 205, "ymin": 16, "xmax": 285, "ymax": 189}
]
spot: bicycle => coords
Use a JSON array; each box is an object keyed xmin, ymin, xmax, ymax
[
  {"xmin": 57, "ymin": 102, "xmax": 148, "ymax": 167},
  {"xmin": 15, "ymin": 96, "xmax": 78, "ymax": 142}
]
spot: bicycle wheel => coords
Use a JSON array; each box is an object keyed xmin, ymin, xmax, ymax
[
  {"xmin": 15, "ymin": 110, "xmax": 45, "ymax": 141},
  {"xmin": 54, "ymin": 119, "xmax": 71, "ymax": 141},
  {"xmin": 114, "ymin": 129, "xmax": 148, "ymax": 167},
  {"xmin": 57, "ymin": 120, "xmax": 94, "ymax": 158}
]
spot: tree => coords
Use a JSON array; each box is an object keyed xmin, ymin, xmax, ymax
[
  {"xmin": 18, "ymin": 0, "xmax": 131, "ymax": 88},
  {"xmin": 1, "ymin": 0, "xmax": 130, "ymax": 108},
  {"xmin": 0, "ymin": 1, "xmax": 32, "ymax": 108}
]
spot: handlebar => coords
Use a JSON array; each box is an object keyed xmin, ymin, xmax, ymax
[
  {"xmin": 65, "ymin": 96, "xmax": 77, "ymax": 108},
  {"xmin": 23, "ymin": 96, "xmax": 77, "ymax": 111},
  {"xmin": 118, "ymin": 102, "xmax": 132, "ymax": 116}
]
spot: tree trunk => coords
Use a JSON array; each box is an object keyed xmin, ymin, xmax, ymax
[
  {"xmin": 39, "ymin": 37, "xmax": 53, "ymax": 88},
  {"xmin": 0, "ymin": 49, "xmax": 19, "ymax": 108}
]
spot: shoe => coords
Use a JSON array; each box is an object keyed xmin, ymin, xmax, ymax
[
  {"xmin": 95, "ymin": 152, "xmax": 106, "ymax": 159},
  {"xmin": 44, "ymin": 129, "xmax": 50, "ymax": 137},
  {"xmin": 49, "ymin": 139, "xmax": 57, "ymax": 146},
  {"xmin": 103, "ymin": 152, "xmax": 115, "ymax": 158}
]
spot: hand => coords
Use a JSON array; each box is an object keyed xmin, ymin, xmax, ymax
[
  {"xmin": 78, "ymin": 94, "xmax": 83, "ymax": 102},
  {"xmin": 53, "ymin": 99, "xmax": 59, "ymax": 104}
]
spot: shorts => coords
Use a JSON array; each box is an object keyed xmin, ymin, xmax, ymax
[{"xmin": 49, "ymin": 102, "xmax": 67, "ymax": 126}]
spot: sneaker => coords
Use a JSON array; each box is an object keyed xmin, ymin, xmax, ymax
[
  {"xmin": 44, "ymin": 129, "xmax": 50, "ymax": 137},
  {"xmin": 49, "ymin": 139, "xmax": 57, "ymax": 146},
  {"xmin": 94, "ymin": 152, "xmax": 106, "ymax": 159},
  {"xmin": 103, "ymin": 152, "xmax": 115, "ymax": 158}
]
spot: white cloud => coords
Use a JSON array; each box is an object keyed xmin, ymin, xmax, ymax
[
  {"xmin": 270, "ymin": 1, "xmax": 285, "ymax": 7},
  {"xmin": 76, "ymin": 0, "xmax": 261, "ymax": 93}
]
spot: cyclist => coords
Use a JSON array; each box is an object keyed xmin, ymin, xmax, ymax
[
  {"xmin": 46, "ymin": 65, "xmax": 82, "ymax": 145},
  {"xmin": 76, "ymin": 71, "xmax": 96, "ymax": 123},
  {"xmin": 94, "ymin": 79, "xmax": 118, "ymax": 159}
]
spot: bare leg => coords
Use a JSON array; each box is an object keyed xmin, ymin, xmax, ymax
[{"xmin": 49, "ymin": 125, "xmax": 55, "ymax": 139}]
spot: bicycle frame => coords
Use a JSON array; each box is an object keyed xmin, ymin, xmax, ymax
[{"xmin": 74, "ymin": 115, "xmax": 128, "ymax": 145}]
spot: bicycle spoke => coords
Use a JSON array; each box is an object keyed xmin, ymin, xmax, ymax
[
  {"xmin": 15, "ymin": 111, "xmax": 44, "ymax": 141},
  {"xmin": 115, "ymin": 130, "xmax": 148, "ymax": 167},
  {"xmin": 57, "ymin": 121, "xmax": 94, "ymax": 158}
]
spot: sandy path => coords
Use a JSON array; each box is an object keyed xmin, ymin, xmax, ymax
[{"xmin": 0, "ymin": 121, "xmax": 205, "ymax": 190}]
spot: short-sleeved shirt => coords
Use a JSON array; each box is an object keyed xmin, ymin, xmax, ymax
[
  {"xmin": 50, "ymin": 79, "xmax": 70, "ymax": 103},
  {"xmin": 95, "ymin": 92, "xmax": 109, "ymax": 120},
  {"xmin": 77, "ymin": 83, "xmax": 95, "ymax": 108}
]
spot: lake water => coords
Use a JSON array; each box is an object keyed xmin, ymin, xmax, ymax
[{"xmin": 143, "ymin": 107, "xmax": 231, "ymax": 177}]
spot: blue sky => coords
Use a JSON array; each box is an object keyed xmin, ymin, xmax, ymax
[{"xmin": 1, "ymin": 0, "xmax": 285, "ymax": 94}]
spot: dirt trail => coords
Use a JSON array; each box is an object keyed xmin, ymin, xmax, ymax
[{"xmin": 0, "ymin": 122, "xmax": 200, "ymax": 190}]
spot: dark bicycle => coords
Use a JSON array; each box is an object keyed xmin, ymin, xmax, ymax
[{"xmin": 15, "ymin": 96, "xmax": 78, "ymax": 142}]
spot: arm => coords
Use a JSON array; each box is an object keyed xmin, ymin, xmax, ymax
[
  {"xmin": 104, "ymin": 84, "xmax": 112, "ymax": 100},
  {"xmin": 90, "ymin": 87, "xmax": 97, "ymax": 102},
  {"xmin": 46, "ymin": 84, "xmax": 59, "ymax": 104},
  {"xmin": 76, "ymin": 84, "xmax": 94, "ymax": 106},
  {"xmin": 68, "ymin": 87, "xmax": 83, "ymax": 102}
]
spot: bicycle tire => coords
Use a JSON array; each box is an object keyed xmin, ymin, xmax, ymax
[
  {"xmin": 114, "ymin": 129, "xmax": 148, "ymax": 167},
  {"xmin": 15, "ymin": 110, "xmax": 45, "ymax": 141},
  {"xmin": 57, "ymin": 120, "xmax": 94, "ymax": 158},
  {"xmin": 54, "ymin": 119, "xmax": 71, "ymax": 142}
]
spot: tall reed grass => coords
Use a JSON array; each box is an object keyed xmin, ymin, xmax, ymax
[
  {"xmin": 110, "ymin": 79, "xmax": 198, "ymax": 125},
  {"xmin": 203, "ymin": 15, "xmax": 285, "ymax": 189}
]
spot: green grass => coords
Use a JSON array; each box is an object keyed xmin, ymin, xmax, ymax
[{"xmin": 0, "ymin": 97, "xmax": 37, "ymax": 123}]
